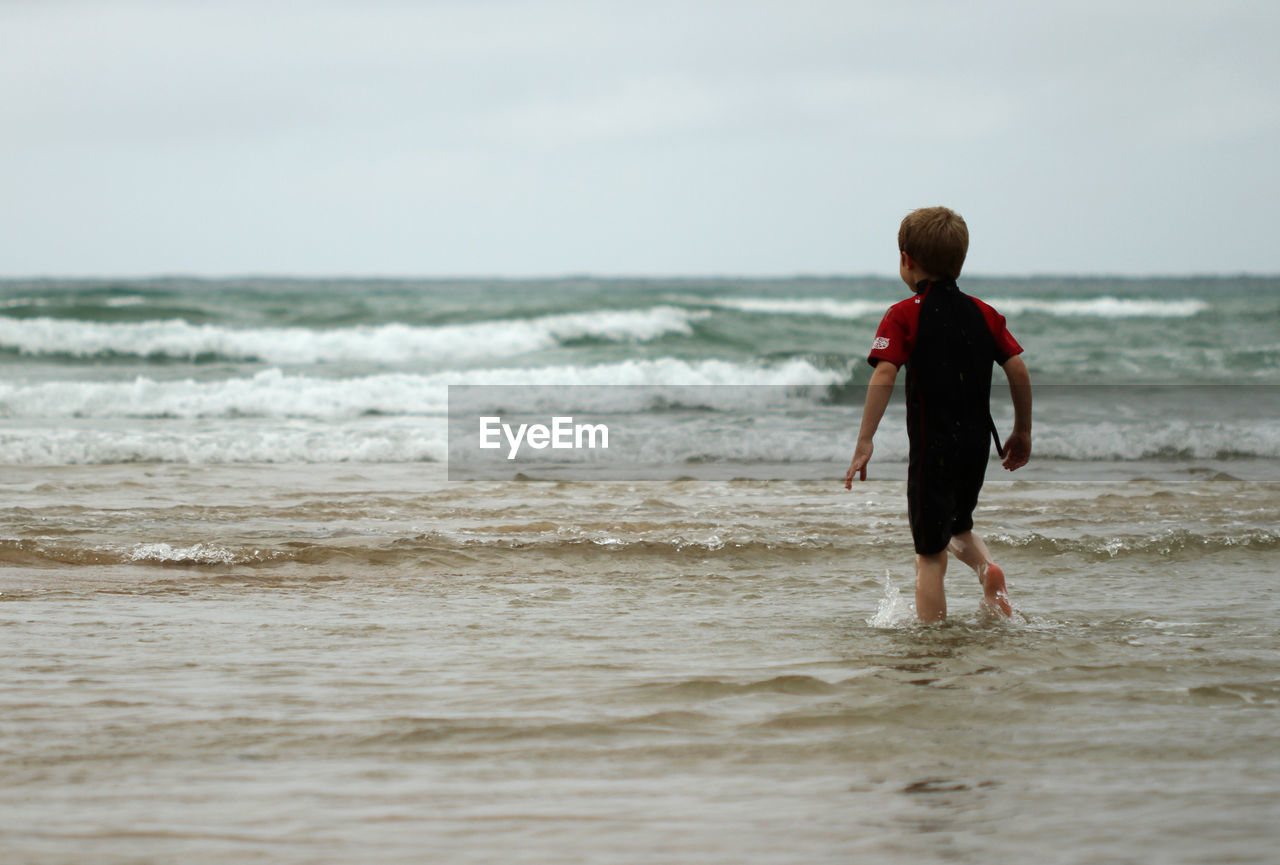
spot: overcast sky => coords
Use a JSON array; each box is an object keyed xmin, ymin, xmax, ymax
[{"xmin": 2, "ymin": 0, "xmax": 1277, "ymax": 277}]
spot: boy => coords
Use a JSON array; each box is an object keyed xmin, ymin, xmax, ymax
[{"xmin": 844, "ymin": 207, "xmax": 1032, "ymax": 622}]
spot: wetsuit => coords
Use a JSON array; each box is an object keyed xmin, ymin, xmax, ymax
[{"xmin": 868, "ymin": 279, "xmax": 1023, "ymax": 554}]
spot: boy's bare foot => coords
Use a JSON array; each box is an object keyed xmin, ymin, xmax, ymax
[{"xmin": 978, "ymin": 563, "xmax": 1012, "ymax": 617}]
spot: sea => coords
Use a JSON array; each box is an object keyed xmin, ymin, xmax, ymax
[{"xmin": 1, "ymin": 275, "xmax": 1277, "ymax": 864}]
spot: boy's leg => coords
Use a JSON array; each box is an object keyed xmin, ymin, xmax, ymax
[
  {"xmin": 914, "ymin": 552, "xmax": 947, "ymax": 622},
  {"xmin": 948, "ymin": 531, "xmax": 1012, "ymax": 616}
]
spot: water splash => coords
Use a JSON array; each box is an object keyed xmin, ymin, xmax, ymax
[{"xmin": 865, "ymin": 571, "xmax": 916, "ymax": 628}]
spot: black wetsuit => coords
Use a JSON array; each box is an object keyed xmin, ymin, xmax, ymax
[
  {"xmin": 906, "ymin": 280, "xmax": 1002, "ymax": 553},
  {"xmin": 868, "ymin": 279, "xmax": 1022, "ymax": 555}
]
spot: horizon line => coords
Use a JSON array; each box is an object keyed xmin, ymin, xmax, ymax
[{"xmin": 1, "ymin": 270, "xmax": 1276, "ymax": 283}]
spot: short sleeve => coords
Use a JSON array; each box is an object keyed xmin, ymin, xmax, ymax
[
  {"xmin": 868, "ymin": 306, "xmax": 911, "ymax": 368},
  {"xmin": 973, "ymin": 299, "xmax": 1023, "ymax": 364}
]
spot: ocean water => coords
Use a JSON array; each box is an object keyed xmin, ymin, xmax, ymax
[{"xmin": 1, "ymin": 276, "xmax": 1278, "ymax": 863}]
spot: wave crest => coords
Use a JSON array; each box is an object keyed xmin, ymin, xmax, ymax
[
  {"xmin": 0, "ymin": 306, "xmax": 703, "ymax": 364},
  {"xmin": 0, "ymin": 358, "xmax": 844, "ymax": 421}
]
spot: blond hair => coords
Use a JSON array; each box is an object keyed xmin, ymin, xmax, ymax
[{"xmin": 898, "ymin": 207, "xmax": 969, "ymax": 280}]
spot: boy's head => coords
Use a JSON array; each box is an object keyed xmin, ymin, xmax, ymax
[{"xmin": 898, "ymin": 206, "xmax": 968, "ymax": 282}]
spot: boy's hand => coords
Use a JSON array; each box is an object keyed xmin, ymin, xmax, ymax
[
  {"xmin": 844, "ymin": 441, "xmax": 873, "ymax": 488},
  {"xmin": 1002, "ymin": 430, "xmax": 1031, "ymax": 471}
]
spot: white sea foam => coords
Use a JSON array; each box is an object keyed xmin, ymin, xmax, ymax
[
  {"xmin": 1033, "ymin": 420, "xmax": 1280, "ymax": 460},
  {"xmin": 0, "ymin": 370, "xmax": 450, "ymax": 420},
  {"xmin": 693, "ymin": 295, "xmax": 1207, "ymax": 320},
  {"xmin": 0, "ymin": 306, "xmax": 704, "ymax": 363},
  {"xmin": 429, "ymin": 356, "xmax": 844, "ymax": 389},
  {"xmin": 985, "ymin": 297, "xmax": 1208, "ymax": 318},
  {"xmin": 0, "ymin": 419, "xmax": 449, "ymax": 465},
  {"xmin": 0, "ymin": 297, "xmax": 57, "ymax": 309},
  {"xmin": 696, "ymin": 297, "xmax": 889, "ymax": 319},
  {"xmin": 0, "ymin": 358, "xmax": 844, "ymax": 421},
  {"xmin": 127, "ymin": 542, "xmax": 241, "ymax": 565}
]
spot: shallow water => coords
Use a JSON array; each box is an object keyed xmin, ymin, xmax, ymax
[{"xmin": 2, "ymin": 464, "xmax": 1277, "ymax": 863}]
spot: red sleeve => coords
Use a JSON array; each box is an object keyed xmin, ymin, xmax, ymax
[
  {"xmin": 972, "ymin": 298, "xmax": 1023, "ymax": 364},
  {"xmin": 867, "ymin": 302, "xmax": 913, "ymax": 368}
]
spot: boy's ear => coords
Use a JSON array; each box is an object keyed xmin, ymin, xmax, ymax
[{"xmin": 900, "ymin": 251, "xmax": 913, "ymax": 269}]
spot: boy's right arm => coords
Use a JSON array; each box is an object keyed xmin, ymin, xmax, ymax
[
  {"xmin": 845, "ymin": 360, "xmax": 899, "ymax": 487},
  {"xmin": 1000, "ymin": 355, "xmax": 1032, "ymax": 471}
]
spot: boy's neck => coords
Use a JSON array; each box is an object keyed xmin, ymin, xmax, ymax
[
  {"xmin": 913, "ymin": 276, "xmax": 956, "ymax": 294},
  {"xmin": 908, "ymin": 271, "xmax": 957, "ymax": 293}
]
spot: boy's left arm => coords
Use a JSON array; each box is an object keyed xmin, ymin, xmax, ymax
[{"xmin": 1000, "ymin": 355, "xmax": 1032, "ymax": 471}]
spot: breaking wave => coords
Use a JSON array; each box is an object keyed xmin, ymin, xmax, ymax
[
  {"xmin": 0, "ymin": 358, "xmax": 844, "ymax": 421},
  {"xmin": 0, "ymin": 306, "xmax": 705, "ymax": 363}
]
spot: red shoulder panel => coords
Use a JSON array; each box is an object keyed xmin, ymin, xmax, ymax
[
  {"xmin": 969, "ymin": 296, "xmax": 1023, "ymax": 363},
  {"xmin": 867, "ymin": 295, "xmax": 921, "ymax": 368}
]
